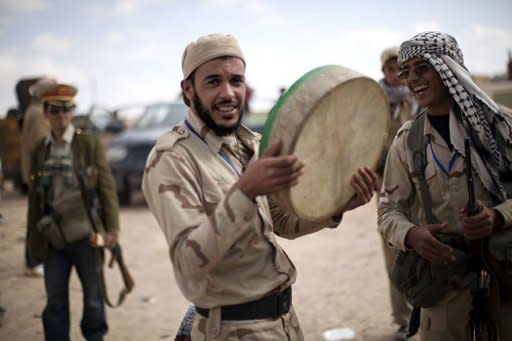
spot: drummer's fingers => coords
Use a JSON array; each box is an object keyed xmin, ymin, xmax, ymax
[
  {"xmin": 364, "ymin": 166, "xmax": 378, "ymax": 184},
  {"xmin": 355, "ymin": 167, "xmax": 377, "ymax": 193},
  {"xmin": 350, "ymin": 174, "xmax": 372, "ymax": 202},
  {"xmin": 262, "ymin": 141, "xmax": 282, "ymax": 158},
  {"xmin": 279, "ymin": 171, "xmax": 302, "ymax": 188},
  {"xmin": 290, "ymin": 159, "xmax": 304, "ymax": 173},
  {"xmin": 358, "ymin": 167, "xmax": 377, "ymax": 186},
  {"xmin": 265, "ymin": 164, "xmax": 303, "ymax": 179},
  {"xmin": 263, "ymin": 155, "xmax": 302, "ymax": 169}
]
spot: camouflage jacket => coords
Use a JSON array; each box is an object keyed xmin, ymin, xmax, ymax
[
  {"xmin": 378, "ymin": 112, "xmax": 512, "ymax": 251},
  {"xmin": 142, "ymin": 110, "xmax": 339, "ymax": 309},
  {"xmin": 27, "ymin": 125, "xmax": 120, "ymax": 261}
]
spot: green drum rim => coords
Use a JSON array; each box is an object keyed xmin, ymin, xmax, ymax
[{"xmin": 258, "ymin": 65, "xmax": 339, "ymax": 156}]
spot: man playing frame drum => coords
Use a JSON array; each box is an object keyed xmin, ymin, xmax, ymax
[{"xmin": 142, "ymin": 33, "xmax": 378, "ymax": 340}]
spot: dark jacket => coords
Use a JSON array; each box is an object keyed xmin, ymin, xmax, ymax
[{"xmin": 27, "ymin": 129, "xmax": 120, "ymax": 261}]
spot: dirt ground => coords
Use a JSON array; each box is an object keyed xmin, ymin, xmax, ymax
[{"xmin": 0, "ymin": 183, "xmax": 418, "ymax": 341}]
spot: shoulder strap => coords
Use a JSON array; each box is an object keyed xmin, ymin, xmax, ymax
[
  {"xmin": 405, "ymin": 112, "xmax": 432, "ymax": 338},
  {"xmin": 407, "ymin": 111, "xmax": 440, "ymax": 224}
]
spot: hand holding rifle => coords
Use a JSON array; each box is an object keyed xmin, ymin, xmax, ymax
[
  {"xmin": 460, "ymin": 138, "xmax": 498, "ymax": 240},
  {"xmin": 90, "ymin": 231, "xmax": 118, "ymax": 248}
]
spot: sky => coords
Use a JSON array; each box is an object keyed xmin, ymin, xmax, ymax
[{"xmin": 0, "ymin": 0, "xmax": 511, "ymax": 117}]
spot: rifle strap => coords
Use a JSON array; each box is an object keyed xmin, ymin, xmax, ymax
[
  {"xmin": 408, "ymin": 110, "xmax": 440, "ymax": 225},
  {"xmin": 405, "ymin": 111, "xmax": 440, "ymax": 337},
  {"xmin": 75, "ymin": 170, "xmax": 134, "ymax": 308}
]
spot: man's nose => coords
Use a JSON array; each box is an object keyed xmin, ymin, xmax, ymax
[
  {"xmin": 219, "ymin": 82, "xmax": 235, "ymax": 98},
  {"xmin": 407, "ymin": 68, "xmax": 420, "ymax": 83}
]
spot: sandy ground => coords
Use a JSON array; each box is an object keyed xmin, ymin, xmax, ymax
[{"xmin": 0, "ymin": 184, "xmax": 418, "ymax": 341}]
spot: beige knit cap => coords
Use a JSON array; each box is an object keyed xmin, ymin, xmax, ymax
[
  {"xmin": 181, "ymin": 33, "xmax": 245, "ymax": 79},
  {"xmin": 380, "ymin": 46, "xmax": 399, "ymax": 67}
]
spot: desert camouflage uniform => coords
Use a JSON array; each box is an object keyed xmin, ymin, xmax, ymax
[
  {"xmin": 142, "ymin": 110, "xmax": 340, "ymax": 341},
  {"xmin": 378, "ymin": 112, "xmax": 512, "ymax": 340}
]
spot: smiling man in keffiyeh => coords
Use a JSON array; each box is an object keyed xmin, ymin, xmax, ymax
[{"xmin": 378, "ymin": 31, "xmax": 512, "ymax": 341}]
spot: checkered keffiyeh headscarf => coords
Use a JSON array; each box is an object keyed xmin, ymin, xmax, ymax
[{"xmin": 398, "ymin": 31, "xmax": 512, "ymax": 199}]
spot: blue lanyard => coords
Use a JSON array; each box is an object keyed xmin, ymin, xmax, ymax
[
  {"xmin": 184, "ymin": 120, "xmax": 241, "ymax": 177},
  {"xmin": 428, "ymin": 140, "xmax": 457, "ymax": 177}
]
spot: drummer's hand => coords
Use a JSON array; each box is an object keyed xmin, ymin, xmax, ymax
[
  {"xmin": 237, "ymin": 141, "xmax": 304, "ymax": 200},
  {"xmin": 340, "ymin": 167, "xmax": 377, "ymax": 212}
]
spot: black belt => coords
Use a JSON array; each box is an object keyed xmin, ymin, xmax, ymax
[{"xmin": 196, "ymin": 286, "xmax": 291, "ymax": 320}]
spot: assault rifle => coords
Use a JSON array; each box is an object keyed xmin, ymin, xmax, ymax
[
  {"xmin": 465, "ymin": 138, "xmax": 496, "ymax": 341},
  {"xmin": 77, "ymin": 169, "xmax": 135, "ymax": 308}
]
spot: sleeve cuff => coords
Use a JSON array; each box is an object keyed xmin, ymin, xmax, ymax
[
  {"xmin": 228, "ymin": 187, "xmax": 258, "ymax": 223},
  {"xmin": 397, "ymin": 223, "xmax": 417, "ymax": 251},
  {"xmin": 493, "ymin": 201, "xmax": 512, "ymax": 230}
]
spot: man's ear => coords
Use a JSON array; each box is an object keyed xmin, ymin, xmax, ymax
[{"xmin": 181, "ymin": 79, "xmax": 193, "ymax": 104}]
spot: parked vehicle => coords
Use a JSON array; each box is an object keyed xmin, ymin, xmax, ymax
[
  {"xmin": 73, "ymin": 105, "xmax": 126, "ymax": 148},
  {"xmin": 106, "ymin": 102, "xmax": 188, "ymax": 205},
  {"xmin": 0, "ymin": 77, "xmax": 43, "ymax": 193}
]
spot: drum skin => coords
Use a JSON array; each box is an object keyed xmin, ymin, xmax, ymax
[{"xmin": 260, "ymin": 65, "xmax": 389, "ymax": 221}]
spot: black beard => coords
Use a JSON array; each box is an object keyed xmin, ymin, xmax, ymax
[{"xmin": 193, "ymin": 94, "xmax": 243, "ymax": 137}]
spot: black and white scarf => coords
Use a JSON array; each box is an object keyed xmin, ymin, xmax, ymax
[{"xmin": 398, "ymin": 31, "xmax": 512, "ymax": 200}]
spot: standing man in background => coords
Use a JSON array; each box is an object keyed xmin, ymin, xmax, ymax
[
  {"xmin": 27, "ymin": 81, "xmax": 120, "ymax": 341},
  {"xmin": 375, "ymin": 46, "xmax": 418, "ymax": 340}
]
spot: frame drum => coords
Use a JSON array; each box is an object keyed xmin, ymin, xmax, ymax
[{"xmin": 260, "ymin": 65, "xmax": 389, "ymax": 221}]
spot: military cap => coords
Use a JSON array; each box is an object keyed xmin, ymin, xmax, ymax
[
  {"xmin": 36, "ymin": 81, "xmax": 78, "ymax": 107},
  {"xmin": 381, "ymin": 46, "xmax": 399, "ymax": 68},
  {"xmin": 182, "ymin": 33, "xmax": 245, "ymax": 79}
]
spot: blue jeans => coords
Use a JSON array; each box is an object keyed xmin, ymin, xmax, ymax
[{"xmin": 43, "ymin": 238, "xmax": 107, "ymax": 341}]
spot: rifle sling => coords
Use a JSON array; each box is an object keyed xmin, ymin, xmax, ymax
[
  {"xmin": 408, "ymin": 111, "xmax": 440, "ymax": 225},
  {"xmin": 405, "ymin": 111, "xmax": 440, "ymax": 337}
]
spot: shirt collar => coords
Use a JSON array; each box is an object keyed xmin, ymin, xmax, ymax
[
  {"xmin": 185, "ymin": 108, "xmax": 261, "ymax": 157},
  {"xmin": 45, "ymin": 124, "xmax": 75, "ymax": 146},
  {"xmin": 423, "ymin": 109, "xmax": 456, "ymax": 147}
]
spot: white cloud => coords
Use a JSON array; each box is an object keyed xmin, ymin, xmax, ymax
[
  {"xmin": 32, "ymin": 33, "xmax": 73, "ymax": 54},
  {"xmin": 104, "ymin": 31, "xmax": 127, "ymax": 44},
  {"xmin": 0, "ymin": 16, "xmax": 10, "ymax": 36},
  {"xmin": 412, "ymin": 21, "xmax": 442, "ymax": 33},
  {"xmin": 199, "ymin": 0, "xmax": 283, "ymax": 25},
  {"xmin": 0, "ymin": 0, "xmax": 50, "ymax": 12},
  {"xmin": 460, "ymin": 25, "xmax": 512, "ymax": 76},
  {"xmin": 113, "ymin": 0, "xmax": 139, "ymax": 14},
  {"xmin": 84, "ymin": 0, "xmax": 170, "ymax": 17}
]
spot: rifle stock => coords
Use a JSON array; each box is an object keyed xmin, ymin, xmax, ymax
[
  {"xmin": 76, "ymin": 169, "xmax": 135, "ymax": 307},
  {"xmin": 109, "ymin": 244, "xmax": 135, "ymax": 292}
]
